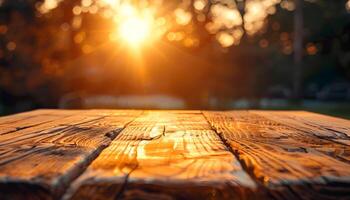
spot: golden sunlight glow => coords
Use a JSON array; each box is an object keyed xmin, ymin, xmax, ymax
[
  {"xmin": 37, "ymin": 0, "xmax": 315, "ymax": 48},
  {"xmin": 118, "ymin": 16, "xmax": 152, "ymax": 46},
  {"xmin": 112, "ymin": 3, "xmax": 158, "ymax": 47}
]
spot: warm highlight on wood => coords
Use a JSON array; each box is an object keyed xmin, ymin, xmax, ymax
[
  {"xmin": 65, "ymin": 111, "xmax": 256, "ymax": 200},
  {"xmin": 0, "ymin": 109, "xmax": 349, "ymax": 200}
]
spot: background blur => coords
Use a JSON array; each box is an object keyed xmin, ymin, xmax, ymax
[{"xmin": 0, "ymin": 0, "xmax": 349, "ymax": 118}]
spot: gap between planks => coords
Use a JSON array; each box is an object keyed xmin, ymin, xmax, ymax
[
  {"xmin": 203, "ymin": 110, "xmax": 350, "ymax": 200},
  {"xmin": 57, "ymin": 111, "xmax": 145, "ymax": 199},
  {"xmin": 201, "ymin": 111, "xmax": 264, "ymax": 188}
]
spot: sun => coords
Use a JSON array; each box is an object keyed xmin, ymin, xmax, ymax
[{"xmin": 118, "ymin": 16, "xmax": 151, "ymax": 46}]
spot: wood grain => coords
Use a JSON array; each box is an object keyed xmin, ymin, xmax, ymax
[
  {"xmin": 1, "ymin": 109, "xmax": 350, "ymax": 200},
  {"xmin": 0, "ymin": 109, "xmax": 141, "ymax": 200},
  {"xmin": 0, "ymin": 110, "xmax": 79, "ymax": 135},
  {"xmin": 203, "ymin": 111, "xmax": 350, "ymax": 199},
  {"xmin": 252, "ymin": 111, "xmax": 350, "ymax": 145},
  {"xmin": 66, "ymin": 111, "xmax": 257, "ymax": 200}
]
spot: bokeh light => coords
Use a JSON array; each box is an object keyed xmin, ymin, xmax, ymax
[{"xmin": 35, "ymin": 0, "xmax": 302, "ymax": 48}]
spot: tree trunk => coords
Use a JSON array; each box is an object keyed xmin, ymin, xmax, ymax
[{"xmin": 293, "ymin": 0, "xmax": 303, "ymax": 99}]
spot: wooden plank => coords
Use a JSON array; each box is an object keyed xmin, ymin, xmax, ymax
[
  {"xmin": 0, "ymin": 110, "xmax": 81, "ymax": 135},
  {"xmin": 65, "ymin": 111, "xmax": 257, "ymax": 200},
  {"xmin": 203, "ymin": 111, "xmax": 350, "ymax": 199},
  {"xmin": 250, "ymin": 111, "xmax": 350, "ymax": 163},
  {"xmin": 0, "ymin": 109, "xmax": 74, "ymax": 124},
  {"xmin": 0, "ymin": 110, "xmax": 141, "ymax": 200},
  {"xmin": 252, "ymin": 111, "xmax": 350, "ymax": 145}
]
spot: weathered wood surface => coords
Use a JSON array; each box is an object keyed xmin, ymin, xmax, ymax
[
  {"xmin": 66, "ymin": 111, "xmax": 256, "ymax": 200},
  {"xmin": 203, "ymin": 111, "xmax": 350, "ymax": 199},
  {"xmin": 0, "ymin": 109, "xmax": 349, "ymax": 200},
  {"xmin": 252, "ymin": 111, "xmax": 350, "ymax": 145},
  {"xmin": 0, "ymin": 109, "xmax": 142, "ymax": 200},
  {"xmin": 0, "ymin": 110, "xmax": 76, "ymax": 135}
]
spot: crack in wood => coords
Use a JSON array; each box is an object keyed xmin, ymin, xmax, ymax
[
  {"xmin": 113, "ymin": 155, "xmax": 139, "ymax": 200},
  {"xmin": 113, "ymin": 124, "xmax": 167, "ymax": 200}
]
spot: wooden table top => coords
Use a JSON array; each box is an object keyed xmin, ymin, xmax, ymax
[{"xmin": 0, "ymin": 109, "xmax": 349, "ymax": 200}]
